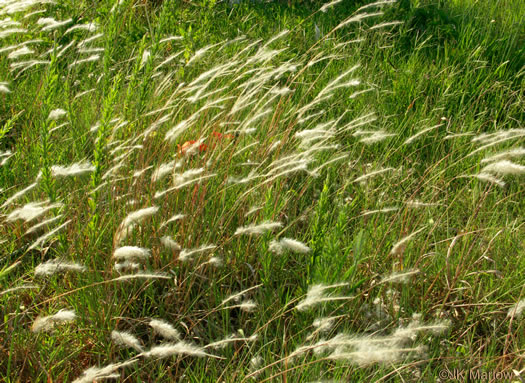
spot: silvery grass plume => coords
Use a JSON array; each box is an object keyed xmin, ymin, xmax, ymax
[
  {"xmin": 204, "ymin": 333, "xmax": 258, "ymax": 350},
  {"xmin": 113, "ymin": 246, "xmax": 151, "ymax": 261},
  {"xmin": 390, "ymin": 226, "xmax": 426, "ymax": 255},
  {"xmin": 50, "ymin": 161, "xmax": 95, "ymax": 177},
  {"xmin": 28, "ymin": 220, "xmax": 71, "ymax": 251},
  {"xmin": 151, "ymin": 160, "xmax": 178, "ymax": 182},
  {"xmin": 179, "ymin": 245, "xmax": 217, "ymax": 262},
  {"xmin": 34, "ymin": 259, "xmax": 85, "ymax": 276},
  {"xmin": 47, "ymin": 108, "xmax": 67, "ymax": 121},
  {"xmin": 471, "ymin": 128, "xmax": 525, "ymax": 145},
  {"xmin": 141, "ymin": 341, "xmax": 220, "ymax": 359},
  {"xmin": 155, "ymin": 173, "xmax": 217, "ymax": 199},
  {"xmin": 220, "ymin": 285, "xmax": 262, "ymax": 307},
  {"xmin": 507, "ymin": 299, "xmax": 525, "ymax": 319},
  {"xmin": 32, "ymin": 309, "xmax": 76, "ymax": 332},
  {"xmin": 354, "ymin": 129, "xmax": 395, "ymax": 144},
  {"xmin": 72, "ymin": 360, "xmax": 138, "ymax": 383},
  {"xmin": 112, "ymin": 272, "xmax": 171, "ymax": 282},
  {"xmin": 380, "ymin": 269, "xmax": 420, "ymax": 284},
  {"xmin": 149, "ymin": 319, "xmax": 180, "ymax": 340},
  {"xmin": 114, "ymin": 206, "xmax": 159, "ymax": 244},
  {"xmin": 69, "ymin": 54, "xmax": 100, "ymax": 68},
  {"xmin": 467, "ymin": 129, "xmax": 525, "ymax": 158},
  {"xmin": 37, "ymin": 17, "xmax": 73, "ymax": 31},
  {"xmin": 361, "ymin": 207, "xmax": 399, "ymax": 217},
  {"xmin": 481, "ymin": 147, "xmax": 525, "ymax": 163},
  {"xmin": 472, "ymin": 172, "xmax": 506, "ymax": 188},
  {"xmin": 296, "ymin": 283, "xmax": 351, "ymax": 311},
  {"xmin": 160, "ymin": 213, "xmax": 185, "ymax": 228},
  {"xmin": 111, "ymin": 330, "xmax": 144, "ymax": 352},
  {"xmin": 480, "ymin": 160, "xmax": 525, "ymax": 176},
  {"xmin": 160, "ymin": 236, "xmax": 181, "ymax": 251},
  {"xmin": 0, "ymin": 284, "xmax": 38, "ymax": 296},
  {"xmin": 320, "ymin": 0, "xmax": 342, "ymax": 12},
  {"xmin": 306, "ymin": 316, "xmax": 340, "ymax": 341},
  {"xmin": 234, "ymin": 221, "xmax": 282, "ymax": 236},
  {"xmin": 173, "ymin": 168, "xmax": 205, "ymax": 187},
  {"xmin": 0, "ymin": 28, "xmax": 27, "ymax": 39},
  {"xmin": 353, "ymin": 167, "xmax": 395, "ymax": 183},
  {"xmin": 269, "ymin": 238, "xmax": 311, "ymax": 255},
  {"xmin": 404, "ymin": 124, "xmax": 442, "ymax": 145},
  {"xmin": 290, "ymin": 317, "xmax": 449, "ymax": 366},
  {"xmin": 6, "ymin": 200, "xmax": 63, "ymax": 222},
  {"xmin": 220, "ymin": 300, "xmax": 258, "ymax": 312},
  {"xmin": 368, "ymin": 20, "xmax": 404, "ymax": 30},
  {"xmin": 114, "ymin": 260, "xmax": 140, "ymax": 273},
  {"xmin": 0, "ymin": 82, "xmax": 9, "ymax": 93},
  {"xmin": 7, "ymin": 45, "xmax": 33, "ymax": 59},
  {"xmin": 65, "ymin": 22, "xmax": 98, "ymax": 34}
]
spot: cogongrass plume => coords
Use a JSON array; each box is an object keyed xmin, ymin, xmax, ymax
[
  {"xmin": 480, "ymin": 160, "xmax": 525, "ymax": 176},
  {"xmin": 160, "ymin": 236, "xmax": 181, "ymax": 251},
  {"xmin": 221, "ymin": 284, "xmax": 262, "ymax": 306},
  {"xmin": 28, "ymin": 220, "xmax": 71, "ymax": 251},
  {"xmin": 234, "ymin": 221, "xmax": 282, "ymax": 236},
  {"xmin": 160, "ymin": 213, "xmax": 186, "ymax": 228},
  {"xmin": 269, "ymin": 238, "xmax": 311, "ymax": 255},
  {"xmin": 0, "ymin": 284, "xmax": 39, "ymax": 296},
  {"xmin": 113, "ymin": 246, "xmax": 151, "ymax": 261},
  {"xmin": 149, "ymin": 319, "xmax": 180, "ymax": 340},
  {"xmin": 6, "ymin": 200, "xmax": 62, "ymax": 222},
  {"xmin": 37, "ymin": 17, "xmax": 73, "ymax": 31},
  {"xmin": 472, "ymin": 173, "xmax": 506, "ymax": 188},
  {"xmin": 72, "ymin": 360, "xmax": 138, "ymax": 383},
  {"xmin": 47, "ymin": 108, "xmax": 67, "ymax": 120},
  {"xmin": 111, "ymin": 330, "xmax": 144, "ymax": 352},
  {"xmin": 390, "ymin": 227, "xmax": 426, "ymax": 255},
  {"xmin": 32, "ymin": 309, "xmax": 76, "ymax": 333},
  {"xmin": 507, "ymin": 299, "xmax": 525, "ymax": 319},
  {"xmin": 179, "ymin": 245, "xmax": 217, "ymax": 262},
  {"xmin": 204, "ymin": 333, "xmax": 257, "ymax": 350},
  {"xmin": 353, "ymin": 167, "xmax": 395, "ymax": 183},
  {"xmin": 141, "ymin": 341, "xmax": 219, "ymax": 359},
  {"xmin": 50, "ymin": 161, "xmax": 95, "ymax": 177},
  {"xmin": 114, "ymin": 260, "xmax": 140, "ymax": 273},
  {"xmin": 34, "ymin": 259, "xmax": 86, "ymax": 276},
  {"xmin": 481, "ymin": 147, "xmax": 525, "ymax": 163},
  {"xmin": 296, "ymin": 283, "xmax": 351, "ymax": 311},
  {"xmin": 112, "ymin": 272, "xmax": 171, "ymax": 282},
  {"xmin": 114, "ymin": 206, "xmax": 159, "ymax": 244},
  {"xmin": 380, "ymin": 269, "xmax": 420, "ymax": 284},
  {"xmin": 7, "ymin": 45, "xmax": 33, "ymax": 59}
]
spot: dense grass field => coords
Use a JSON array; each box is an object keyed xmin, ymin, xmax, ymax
[{"xmin": 0, "ymin": 0, "xmax": 524, "ymax": 381}]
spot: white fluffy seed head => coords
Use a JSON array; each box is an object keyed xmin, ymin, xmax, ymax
[
  {"xmin": 111, "ymin": 330, "xmax": 143, "ymax": 352},
  {"xmin": 270, "ymin": 238, "xmax": 311, "ymax": 254},
  {"xmin": 149, "ymin": 319, "xmax": 180, "ymax": 340},
  {"xmin": 481, "ymin": 160, "xmax": 525, "ymax": 176},
  {"xmin": 234, "ymin": 221, "xmax": 282, "ymax": 236},
  {"xmin": 32, "ymin": 309, "xmax": 76, "ymax": 332},
  {"xmin": 507, "ymin": 299, "xmax": 525, "ymax": 319},
  {"xmin": 113, "ymin": 246, "xmax": 151, "ymax": 261},
  {"xmin": 48, "ymin": 108, "xmax": 67, "ymax": 121},
  {"xmin": 160, "ymin": 236, "xmax": 181, "ymax": 251},
  {"xmin": 143, "ymin": 341, "xmax": 211, "ymax": 358},
  {"xmin": 51, "ymin": 161, "xmax": 94, "ymax": 177},
  {"xmin": 35, "ymin": 259, "xmax": 85, "ymax": 276}
]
